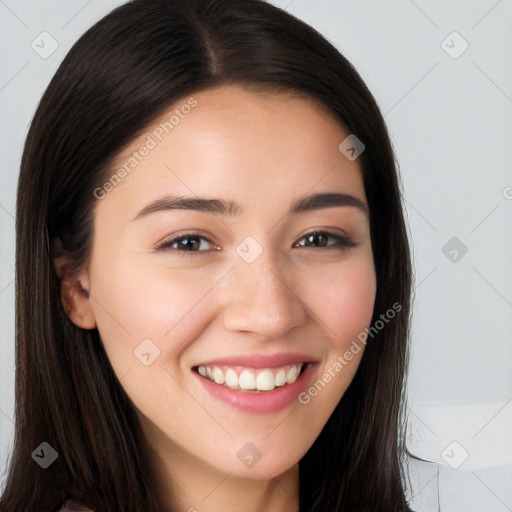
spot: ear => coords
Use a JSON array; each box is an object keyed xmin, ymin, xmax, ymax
[{"xmin": 52, "ymin": 238, "xmax": 97, "ymax": 330}]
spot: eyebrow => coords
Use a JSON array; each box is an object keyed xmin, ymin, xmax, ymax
[{"xmin": 132, "ymin": 192, "xmax": 368, "ymax": 221}]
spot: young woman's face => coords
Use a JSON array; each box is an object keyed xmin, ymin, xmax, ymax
[{"xmin": 75, "ymin": 85, "xmax": 376, "ymax": 481}]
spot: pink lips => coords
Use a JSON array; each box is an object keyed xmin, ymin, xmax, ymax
[
  {"xmin": 193, "ymin": 352, "xmax": 319, "ymax": 413},
  {"xmin": 195, "ymin": 352, "xmax": 317, "ymax": 369}
]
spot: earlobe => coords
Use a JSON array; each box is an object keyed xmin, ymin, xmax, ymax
[{"xmin": 52, "ymin": 238, "xmax": 97, "ymax": 330}]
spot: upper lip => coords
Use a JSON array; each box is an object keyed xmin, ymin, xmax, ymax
[{"xmin": 194, "ymin": 352, "xmax": 319, "ymax": 369}]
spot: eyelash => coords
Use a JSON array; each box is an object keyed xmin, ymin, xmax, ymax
[{"xmin": 155, "ymin": 229, "xmax": 358, "ymax": 256}]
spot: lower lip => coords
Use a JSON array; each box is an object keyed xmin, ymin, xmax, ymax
[{"xmin": 193, "ymin": 363, "xmax": 317, "ymax": 413}]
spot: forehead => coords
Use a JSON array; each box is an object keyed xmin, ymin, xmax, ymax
[{"xmin": 103, "ymin": 84, "xmax": 366, "ymax": 217}]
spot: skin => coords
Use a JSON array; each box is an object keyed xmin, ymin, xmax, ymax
[{"xmin": 55, "ymin": 85, "xmax": 376, "ymax": 512}]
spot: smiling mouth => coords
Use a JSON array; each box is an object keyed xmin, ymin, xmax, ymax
[{"xmin": 193, "ymin": 363, "xmax": 309, "ymax": 392}]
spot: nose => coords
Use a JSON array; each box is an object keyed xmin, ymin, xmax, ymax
[{"xmin": 221, "ymin": 249, "xmax": 307, "ymax": 340}]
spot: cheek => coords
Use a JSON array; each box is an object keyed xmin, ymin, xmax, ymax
[
  {"xmin": 87, "ymin": 256, "xmax": 223, "ymax": 374},
  {"xmin": 293, "ymin": 259, "xmax": 375, "ymax": 425},
  {"xmin": 303, "ymin": 254, "xmax": 377, "ymax": 349}
]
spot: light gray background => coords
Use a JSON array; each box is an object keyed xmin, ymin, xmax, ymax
[{"xmin": 1, "ymin": 1, "xmax": 511, "ymax": 510}]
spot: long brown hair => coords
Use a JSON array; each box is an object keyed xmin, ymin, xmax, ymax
[{"xmin": 1, "ymin": 0, "xmax": 413, "ymax": 510}]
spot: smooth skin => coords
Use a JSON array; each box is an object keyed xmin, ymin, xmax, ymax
[{"xmin": 55, "ymin": 85, "xmax": 377, "ymax": 512}]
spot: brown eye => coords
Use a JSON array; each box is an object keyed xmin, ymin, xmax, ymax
[
  {"xmin": 155, "ymin": 233, "xmax": 217, "ymax": 254},
  {"xmin": 294, "ymin": 230, "xmax": 357, "ymax": 250}
]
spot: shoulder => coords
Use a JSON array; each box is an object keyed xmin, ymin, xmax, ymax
[{"xmin": 59, "ymin": 499, "xmax": 95, "ymax": 511}]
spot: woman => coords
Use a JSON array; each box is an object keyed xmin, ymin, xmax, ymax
[{"xmin": 0, "ymin": 0, "xmax": 413, "ymax": 510}]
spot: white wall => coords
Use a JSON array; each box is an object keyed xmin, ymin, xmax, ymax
[{"xmin": 1, "ymin": 1, "xmax": 511, "ymax": 510}]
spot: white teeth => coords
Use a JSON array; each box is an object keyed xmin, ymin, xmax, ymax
[
  {"xmin": 286, "ymin": 365, "xmax": 300, "ymax": 382},
  {"xmin": 212, "ymin": 367, "xmax": 224, "ymax": 384},
  {"xmin": 256, "ymin": 369, "xmax": 275, "ymax": 391},
  {"xmin": 274, "ymin": 369, "xmax": 287, "ymax": 387},
  {"xmin": 224, "ymin": 368, "xmax": 239, "ymax": 388},
  {"xmin": 239, "ymin": 370, "xmax": 256, "ymax": 390},
  {"xmin": 196, "ymin": 363, "xmax": 305, "ymax": 392}
]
